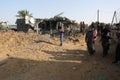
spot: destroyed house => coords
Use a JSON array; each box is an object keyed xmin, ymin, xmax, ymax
[{"xmin": 16, "ymin": 16, "xmax": 79, "ymax": 34}]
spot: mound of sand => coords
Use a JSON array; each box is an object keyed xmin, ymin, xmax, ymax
[{"xmin": 0, "ymin": 30, "xmax": 119, "ymax": 80}]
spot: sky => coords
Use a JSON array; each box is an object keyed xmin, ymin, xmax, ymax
[{"xmin": 0, "ymin": 0, "xmax": 120, "ymax": 24}]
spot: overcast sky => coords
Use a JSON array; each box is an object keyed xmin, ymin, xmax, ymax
[{"xmin": 0, "ymin": 0, "xmax": 120, "ymax": 24}]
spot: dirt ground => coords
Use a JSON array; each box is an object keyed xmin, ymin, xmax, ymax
[{"xmin": 0, "ymin": 30, "xmax": 119, "ymax": 80}]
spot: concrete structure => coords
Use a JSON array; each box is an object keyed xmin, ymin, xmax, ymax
[{"xmin": 16, "ymin": 19, "xmax": 28, "ymax": 32}]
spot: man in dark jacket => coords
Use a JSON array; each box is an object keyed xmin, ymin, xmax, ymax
[
  {"xmin": 85, "ymin": 27, "xmax": 97, "ymax": 55},
  {"xmin": 101, "ymin": 24, "xmax": 111, "ymax": 57}
]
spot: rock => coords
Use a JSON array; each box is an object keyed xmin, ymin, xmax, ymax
[
  {"xmin": 76, "ymin": 51, "xmax": 79, "ymax": 54},
  {"xmin": 72, "ymin": 67, "xmax": 77, "ymax": 70},
  {"xmin": 6, "ymin": 54, "xmax": 10, "ymax": 57},
  {"xmin": 86, "ymin": 70, "xmax": 91, "ymax": 72},
  {"xmin": 93, "ymin": 61, "xmax": 98, "ymax": 65},
  {"xmin": 81, "ymin": 45, "xmax": 84, "ymax": 46}
]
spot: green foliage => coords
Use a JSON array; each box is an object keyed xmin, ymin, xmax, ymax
[{"xmin": 16, "ymin": 10, "xmax": 32, "ymax": 18}]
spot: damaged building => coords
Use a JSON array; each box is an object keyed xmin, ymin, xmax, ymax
[{"xmin": 16, "ymin": 16, "xmax": 80, "ymax": 36}]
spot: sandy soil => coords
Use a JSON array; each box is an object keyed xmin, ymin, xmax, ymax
[{"xmin": 0, "ymin": 30, "xmax": 119, "ymax": 80}]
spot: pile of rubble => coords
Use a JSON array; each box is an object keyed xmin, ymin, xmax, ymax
[
  {"xmin": 0, "ymin": 30, "xmax": 59, "ymax": 60},
  {"xmin": 0, "ymin": 30, "xmax": 85, "ymax": 60}
]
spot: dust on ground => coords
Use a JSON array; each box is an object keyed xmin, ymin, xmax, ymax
[{"xmin": 0, "ymin": 30, "xmax": 119, "ymax": 80}]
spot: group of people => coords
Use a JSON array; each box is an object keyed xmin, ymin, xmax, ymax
[
  {"xmin": 80, "ymin": 21, "xmax": 86, "ymax": 35},
  {"xmin": 85, "ymin": 22, "xmax": 120, "ymax": 64},
  {"xmin": 57, "ymin": 21, "xmax": 120, "ymax": 64}
]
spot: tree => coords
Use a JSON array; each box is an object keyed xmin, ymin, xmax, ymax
[{"xmin": 16, "ymin": 10, "xmax": 32, "ymax": 18}]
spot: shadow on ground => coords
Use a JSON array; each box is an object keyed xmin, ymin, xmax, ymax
[
  {"xmin": 42, "ymin": 49, "xmax": 88, "ymax": 61},
  {"xmin": 0, "ymin": 55, "xmax": 120, "ymax": 80},
  {"xmin": 0, "ymin": 57, "xmax": 92, "ymax": 80}
]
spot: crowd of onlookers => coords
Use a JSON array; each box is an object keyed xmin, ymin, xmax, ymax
[
  {"xmin": 85, "ymin": 22, "xmax": 120, "ymax": 65},
  {"xmin": 57, "ymin": 21, "xmax": 120, "ymax": 64}
]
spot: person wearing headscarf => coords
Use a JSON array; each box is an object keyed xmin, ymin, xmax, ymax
[{"xmin": 85, "ymin": 24, "xmax": 97, "ymax": 55}]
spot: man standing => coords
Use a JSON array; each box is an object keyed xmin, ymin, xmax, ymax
[
  {"xmin": 85, "ymin": 26, "xmax": 97, "ymax": 55},
  {"xmin": 58, "ymin": 21, "xmax": 64, "ymax": 46},
  {"xmin": 112, "ymin": 24, "xmax": 120, "ymax": 64},
  {"xmin": 80, "ymin": 22, "xmax": 83, "ymax": 32},
  {"xmin": 101, "ymin": 24, "xmax": 111, "ymax": 57},
  {"xmin": 82, "ymin": 21, "xmax": 86, "ymax": 35}
]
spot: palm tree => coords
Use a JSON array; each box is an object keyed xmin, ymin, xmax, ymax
[{"xmin": 16, "ymin": 10, "xmax": 32, "ymax": 18}]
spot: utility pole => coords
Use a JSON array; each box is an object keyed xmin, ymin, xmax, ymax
[
  {"xmin": 97, "ymin": 9, "xmax": 99, "ymax": 22},
  {"xmin": 50, "ymin": 22, "xmax": 52, "ymax": 35},
  {"xmin": 111, "ymin": 11, "xmax": 118, "ymax": 25},
  {"xmin": 115, "ymin": 11, "xmax": 118, "ymax": 23},
  {"xmin": 36, "ymin": 22, "xmax": 39, "ymax": 34}
]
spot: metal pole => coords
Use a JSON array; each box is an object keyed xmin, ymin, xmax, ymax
[
  {"xmin": 97, "ymin": 10, "xmax": 99, "ymax": 22},
  {"xmin": 111, "ymin": 11, "xmax": 116, "ymax": 25},
  {"xmin": 115, "ymin": 11, "xmax": 118, "ymax": 23},
  {"xmin": 50, "ymin": 22, "xmax": 52, "ymax": 35},
  {"xmin": 36, "ymin": 23, "xmax": 39, "ymax": 34}
]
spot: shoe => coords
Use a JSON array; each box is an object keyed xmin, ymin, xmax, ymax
[
  {"xmin": 112, "ymin": 61, "xmax": 120, "ymax": 65},
  {"xmin": 59, "ymin": 43, "xmax": 62, "ymax": 46},
  {"xmin": 112, "ymin": 61, "xmax": 118, "ymax": 64},
  {"xmin": 117, "ymin": 61, "xmax": 120, "ymax": 64},
  {"xmin": 93, "ymin": 50, "xmax": 96, "ymax": 53},
  {"xmin": 89, "ymin": 53, "xmax": 94, "ymax": 56}
]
